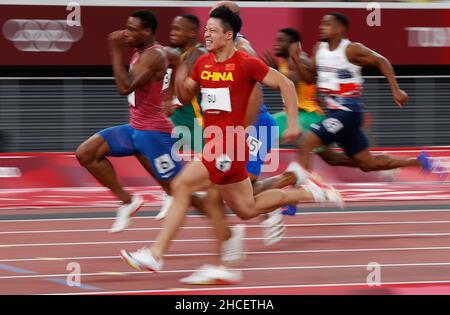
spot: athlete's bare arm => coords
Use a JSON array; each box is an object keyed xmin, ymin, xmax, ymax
[
  {"xmin": 289, "ymin": 41, "xmax": 319, "ymax": 84},
  {"xmin": 109, "ymin": 30, "xmax": 166, "ymax": 95},
  {"xmin": 236, "ymin": 37, "xmax": 256, "ymax": 56},
  {"xmin": 346, "ymin": 42, "xmax": 408, "ymax": 107},
  {"xmin": 165, "ymin": 46, "xmax": 206, "ymax": 114},
  {"xmin": 184, "ymin": 47, "xmax": 207, "ymax": 73},
  {"xmin": 163, "ymin": 47, "xmax": 181, "ymax": 116},
  {"xmin": 175, "ymin": 64, "xmax": 200, "ymax": 105},
  {"xmin": 261, "ymin": 50, "xmax": 279, "ymax": 69},
  {"xmin": 261, "ymin": 68, "xmax": 300, "ymax": 142}
]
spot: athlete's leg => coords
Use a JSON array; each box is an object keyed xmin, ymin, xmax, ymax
[
  {"xmin": 297, "ymin": 131, "xmax": 325, "ymax": 171},
  {"xmin": 219, "ymin": 178, "xmax": 316, "ymax": 220},
  {"xmin": 298, "ymin": 109, "xmax": 366, "ymax": 172},
  {"xmin": 247, "ymin": 110, "xmax": 298, "ymax": 194},
  {"xmin": 135, "ymin": 153, "xmax": 172, "ymax": 193},
  {"xmin": 150, "ymin": 161, "xmax": 212, "ymax": 260},
  {"xmin": 251, "ymin": 173, "xmax": 297, "ymax": 195},
  {"xmin": 339, "ymin": 126, "xmax": 420, "ymax": 172},
  {"xmin": 136, "ymin": 137, "xmax": 231, "ymax": 239},
  {"xmin": 318, "ymin": 147, "xmax": 359, "ymax": 167},
  {"xmin": 306, "ymin": 116, "xmax": 411, "ymax": 171},
  {"xmin": 196, "ymin": 186, "xmax": 232, "ymax": 266},
  {"xmin": 297, "ymin": 110, "xmax": 357, "ymax": 168},
  {"xmin": 134, "ymin": 129, "xmax": 183, "ymax": 224},
  {"xmin": 76, "ymin": 126, "xmax": 135, "ymax": 204},
  {"xmin": 147, "ymin": 160, "xmax": 240, "ymax": 264},
  {"xmin": 254, "ymin": 187, "xmax": 316, "ymax": 213},
  {"xmin": 135, "ymin": 131, "xmax": 234, "ymax": 249},
  {"xmin": 351, "ymin": 149, "xmax": 420, "ymax": 171}
]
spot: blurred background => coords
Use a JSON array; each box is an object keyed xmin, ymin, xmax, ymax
[{"xmin": 0, "ymin": 0, "xmax": 449, "ymax": 152}]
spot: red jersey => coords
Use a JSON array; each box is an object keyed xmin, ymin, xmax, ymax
[
  {"xmin": 128, "ymin": 44, "xmax": 174, "ymax": 133},
  {"xmin": 190, "ymin": 50, "xmax": 269, "ymax": 184},
  {"xmin": 191, "ymin": 50, "xmax": 269, "ymax": 132}
]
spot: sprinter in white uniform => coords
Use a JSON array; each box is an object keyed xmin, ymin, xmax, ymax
[{"xmin": 286, "ymin": 12, "xmax": 435, "ymax": 181}]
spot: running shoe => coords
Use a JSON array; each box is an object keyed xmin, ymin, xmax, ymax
[
  {"xmin": 155, "ymin": 194, "xmax": 172, "ymax": 221},
  {"xmin": 108, "ymin": 195, "xmax": 143, "ymax": 234},
  {"xmin": 304, "ymin": 177, "xmax": 344, "ymax": 209},
  {"xmin": 120, "ymin": 247, "xmax": 163, "ymax": 272},
  {"xmin": 261, "ymin": 209, "xmax": 286, "ymax": 246},
  {"xmin": 179, "ymin": 264, "xmax": 242, "ymax": 285},
  {"xmin": 221, "ymin": 224, "xmax": 246, "ymax": 264}
]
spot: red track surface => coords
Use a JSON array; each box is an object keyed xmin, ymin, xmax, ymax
[
  {"xmin": 1, "ymin": 182, "xmax": 450, "ymax": 209},
  {"xmin": 2, "ymin": 148, "xmax": 450, "ymax": 294},
  {"xmin": 3, "ymin": 203, "xmax": 450, "ymax": 295}
]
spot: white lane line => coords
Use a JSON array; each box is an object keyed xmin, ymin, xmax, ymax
[
  {"xmin": 2, "ymin": 220, "xmax": 450, "ymax": 234},
  {"xmin": 3, "ymin": 232, "xmax": 450, "ymax": 248},
  {"xmin": 4, "ymin": 246, "xmax": 450, "ymax": 262},
  {"xmin": 46, "ymin": 279, "xmax": 450, "ymax": 295},
  {"xmin": 0, "ymin": 227, "xmax": 214, "ymax": 234},
  {"xmin": 2, "ymin": 208, "xmax": 450, "ymax": 223},
  {"xmin": 49, "ymin": 279, "xmax": 450, "ymax": 295},
  {"xmin": 0, "ymin": 217, "xmax": 128, "ymax": 223},
  {"xmin": 2, "ymin": 262, "xmax": 450, "ymax": 280},
  {"xmin": 0, "ymin": 214, "xmax": 235, "ymax": 222},
  {"xmin": 299, "ymin": 208, "xmax": 450, "ymax": 215}
]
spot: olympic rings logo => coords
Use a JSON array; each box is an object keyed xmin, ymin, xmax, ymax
[{"xmin": 2, "ymin": 19, "xmax": 83, "ymax": 52}]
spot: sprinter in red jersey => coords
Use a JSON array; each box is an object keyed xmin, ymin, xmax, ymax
[{"xmin": 120, "ymin": 6, "xmax": 343, "ymax": 284}]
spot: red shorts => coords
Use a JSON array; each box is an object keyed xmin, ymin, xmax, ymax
[
  {"xmin": 202, "ymin": 158, "xmax": 248, "ymax": 185},
  {"xmin": 201, "ymin": 131, "xmax": 249, "ymax": 185}
]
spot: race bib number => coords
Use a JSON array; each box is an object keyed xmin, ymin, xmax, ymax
[
  {"xmin": 200, "ymin": 88, "xmax": 232, "ymax": 112},
  {"xmin": 162, "ymin": 68, "xmax": 173, "ymax": 92},
  {"xmin": 154, "ymin": 154, "xmax": 176, "ymax": 175},
  {"xmin": 247, "ymin": 136, "xmax": 262, "ymax": 157},
  {"xmin": 128, "ymin": 92, "xmax": 136, "ymax": 107}
]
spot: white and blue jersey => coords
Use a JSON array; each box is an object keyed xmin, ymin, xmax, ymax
[{"xmin": 312, "ymin": 39, "xmax": 369, "ymax": 156}]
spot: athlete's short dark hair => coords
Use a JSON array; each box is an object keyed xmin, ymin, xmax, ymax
[
  {"xmin": 131, "ymin": 10, "xmax": 158, "ymax": 32},
  {"xmin": 279, "ymin": 28, "xmax": 301, "ymax": 43},
  {"xmin": 180, "ymin": 14, "xmax": 200, "ymax": 32},
  {"xmin": 209, "ymin": 5, "xmax": 242, "ymax": 40},
  {"xmin": 327, "ymin": 12, "xmax": 349, "ymax": 30}
]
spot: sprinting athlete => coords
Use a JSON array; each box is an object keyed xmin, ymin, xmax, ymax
[
  {"xmin": 167, "ymin": 14, "xmax": 206, "ymax": 154},
  {"xmin": 264, "ymin": 27, "xmax": 399, "ymax": 194},
  {"xmin": 76, "ymin": 10, "xmax": 182, "ymax": 233},
  {"xmin": 159, "ymin": 6, "xmax": 292, "ymax": 235},
  {"xmin": 286, "ymin": 12, "xmax": 435, "ymax": 183}
]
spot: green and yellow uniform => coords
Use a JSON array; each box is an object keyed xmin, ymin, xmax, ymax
[
  {"xmin": 273, "ymin": 59, "xmax": 324, "ymax": 139},
  {"xmin": 170, "ymin": 44, "xmax": 205, "ymax": 153}
]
